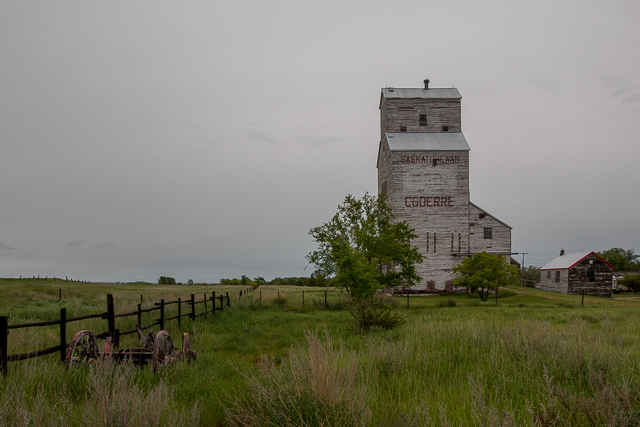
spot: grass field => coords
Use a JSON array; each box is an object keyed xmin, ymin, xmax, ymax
[{"xmin": 2, "ymin": 279, "xmax": 640, "ymax": 426}]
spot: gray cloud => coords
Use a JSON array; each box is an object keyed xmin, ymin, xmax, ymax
[
  {"xmin": 0, "ymin": 242, "xmax": 15, "ymax": 251},
  {"xmin": 90, "ymin": 243, "xmax": 116, "ymax": 250},
  {"xmin": 66, "ymin": 238, "xmax": 87, "ymax": 248},
  {"xmin": 601, "ymin": 75, "xmax": 640, "ymax": 104}
]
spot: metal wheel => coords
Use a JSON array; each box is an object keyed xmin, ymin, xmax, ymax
[
  {"xmin": 65, "ymin": 330, "xmax": 100, "ymax": 370},
  {"xmin": 152, "ymin": 330, "xmax": 175, "ymax": 373}
]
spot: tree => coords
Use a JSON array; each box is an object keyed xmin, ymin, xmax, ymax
[
  {"xmin": 521, "ymin": 265, "xmax": 540, "ymax": 282},
  {"xmin": 598, "ymin": 248, "xmax": 640, "ymax": 271},
  {"xmin": 620, "ymin": 274, "xmax": 640, "ymax": 293},
  {"xmin": 307, "ymin": 193, "xmax": 423, "ymax": 300},
  {"xmin": 452, "ymin": 252, "xmax": 519, "ymax": 301},
  {"xmin": 158, "ymin": 276, "xmax": 176, "ymax": 285}
]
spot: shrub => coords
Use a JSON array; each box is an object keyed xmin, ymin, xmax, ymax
[
  {"xmin": 271, "ymin": 295, "xmax": 288, "ymax": 306},
  {"xmin": 437, "ymin": 299, "xmax": 457, "ymax": 308},
  {"xmin": 349, "ymin": 295, "xmax": 406, "ymax": 332}
]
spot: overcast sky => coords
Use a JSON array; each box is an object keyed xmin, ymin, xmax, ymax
[{"xmin": 1, "ymin": 0, "xmax": 639, "ymax": 283}]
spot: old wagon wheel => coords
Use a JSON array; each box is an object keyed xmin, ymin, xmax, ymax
[
  {"xmin": 152, "ymin": 330, "xmax": 175, "ymax": 373},
  {"xmin": 182, "ymin": 332, "xmax": 192, "ymax": 362},
  {"xmin": 65, "ymin": 330, "xmax": 100, "ymax": 370}
]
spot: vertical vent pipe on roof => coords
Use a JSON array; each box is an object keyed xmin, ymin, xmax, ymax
[
  {"xmin": 424, "ymin": 78, "xmax": 430, "ymax": 90},
  {"xmin": 560, "ymin": 249, "xmax": 565, "ymax": 256}
]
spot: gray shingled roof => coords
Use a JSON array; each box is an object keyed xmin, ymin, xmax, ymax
[
  {"xmin": 381, "ymin": 87, "xmax": 461, "ymax": 99},
  {"xmin": 385, "ymin": 132, "xmax": 470, "ymax": 151}
]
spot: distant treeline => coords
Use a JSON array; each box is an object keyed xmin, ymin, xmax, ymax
[{"xmin": 220, "ymin": 274, "xmax": 334, "ymax": 288}]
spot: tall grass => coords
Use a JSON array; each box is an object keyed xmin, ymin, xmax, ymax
[
  {"xmin": 226, "ymin": 329, "xmax": 370, "ymax": 427},
  {"xmin": 3, "ymin": 281, "xmax": 640, "ymax": 425}
]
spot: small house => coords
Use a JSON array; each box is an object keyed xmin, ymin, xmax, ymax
[{"xmin": 540, "ymin": 250, "xmax": 614, "ymax": 298}]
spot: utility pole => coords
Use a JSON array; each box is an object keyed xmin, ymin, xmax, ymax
[{"xmin": 521, "ymin": 253, "xmax": 528, "ymax": 286}]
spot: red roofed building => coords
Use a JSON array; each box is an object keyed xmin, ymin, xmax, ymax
[{"xmin": 540, "ymin": 250, "xmax": 614, "ymax": 298}]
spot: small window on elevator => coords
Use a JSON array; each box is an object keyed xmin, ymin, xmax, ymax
[
  {"xmin": 419, "ymin": 114, "xmax": 427, "ymax": 126},
  {"xmin": 483, "ymin": 227, "xmax": 492, "ymax": 239}
]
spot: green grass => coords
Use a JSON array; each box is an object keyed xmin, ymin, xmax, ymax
[{"xmin": 2, "ymin": 279, "xmax": 640, "ymax": 426}]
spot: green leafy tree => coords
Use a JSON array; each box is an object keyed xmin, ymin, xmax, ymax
[
  {"xmin": 521, "ymin": 266, "xmax": 540, "ymax": 282},
  {"xmin": 307, "ymin": 193, "xmax": 423, "ymax": 299},
  {"xmin": 598, "ymin": 248, "xmax": 640, "ymax": 271},
  {"xmin": 187, "ymin": 279, "xmax": 194, "ymax": 285},
  {"xmin": 621, "ymin": 274, "xmax": 640, "ymax": 293},
  {"xmin": 158, "ymin": 276, "xmax": 176, "ymax": 285},
  {"xmin": 452, "ymin": 252, "xmax": 519, "ymax": 301}
]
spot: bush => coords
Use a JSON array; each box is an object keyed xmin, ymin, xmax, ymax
[
  {"xmin": 271, "ymin": 295, "xmax": 288, "ymax": 306},
  {"xmin": 349, "ymin": 295, "xmax": 406, "ymax": 332},
  {"xmin": 438, "ymin": 299, "xmax": 457, "ymax": 308}
]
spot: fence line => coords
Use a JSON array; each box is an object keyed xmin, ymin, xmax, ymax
[{"xmin": 0, "ymin": 288, "xmax": 249, "ymax": 376}]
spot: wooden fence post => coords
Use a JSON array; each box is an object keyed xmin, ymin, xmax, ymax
[
  {"xmin": 226, "ymin": 292, "xmax": 230, "ymax": 307},
  {"xmin": 0, "ymin": 316, "xmax": 7, "ymax": 376},
  {"xmin": 140, "ymin": 294, "xmax": 143, "ymax": 304},
  {"xmin": 407, "ymin": 291, "xmax": 410, "ymax": 309},
  {"xmin": 582, "ymin": 289, "xmax": 585, "ymax": 306},
  {"xmin": 191, "ymin": 294, "xmax": 196, "ymax": 320},
  {"xmin": 137, "ymin": 304, "xmax": 142, "ymax": 327},
  {"xmin": 302, "ymin": 290, "xmax": 304, "ymax": 306},
  {"xmin": 260, "ymin": 290, "xmax": 262, "ymax": 301},
  {"xmin": 278, "ymin": 290, "xmax": 280, "ymax": 300},
  {"xmin": 324, "ymin": 291, "xmax": 327, "ymax": 309},
  {"xmin": 106, "ymin": 294, "xmax": 115, "ymax": 338},
  {"xmin": 59, "ymin": 288, "xmax": 61, "ymax": 302},
  {"xmin": 495, "ymin": 288, "xmax": 498, "ymax": 305},
  {"xmin": 59, "ymin": 308, "xmax": 66, "ymax": 363},
  {"xmin": 211, "ymin": 292, "xmax": 215, "ymax": 314},
  {"xmin": 177, "ymin": 298, "xmax": 182, "ymax": 327},
  {"xmin": 160, "ymin": 299, "xmax": 165, "ymax": 330},
  {"xmin": 203, "ymin": 294, "xmax": 207, "ymax": 320}
]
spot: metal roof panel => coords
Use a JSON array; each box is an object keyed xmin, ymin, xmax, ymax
[
  {"xmin": 382, "ymin": 87, "xmax": 461, "ymax": 99},
  {"xmin": 386, "ymin": 132, "xmax": 470, "ymax": 151}
]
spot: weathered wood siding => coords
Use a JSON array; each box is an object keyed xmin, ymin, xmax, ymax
[
  {"xmin": 381, "ymin": 98, "xmax": 461, "ymax": 135},
  {"xmin": 468, "ymin": 204, "xmax": 512, "ymax": 263},
  {"xmin": 387, "ymin": 147, "xmax": 470, "ymax": 289},
  {"xmin": 377, "ymin": 86, "xmax": 511, "ymax": 291},
  {"xmin": 540, "ymin": 269, "xmax": 569, "ymax": 293},
  {"xmin": 539, "ymin": 254, "xmax": 613, "ymax": 297},
  {"xmin": 567, "ymin": 254, "xmax": 613, "ymax": 298}
]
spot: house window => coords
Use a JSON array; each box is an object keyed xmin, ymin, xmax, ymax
[
  {"xmin": 555, "ymin": 271, "xmax": 560, "ymax": 283},
  {"xmin": 586, "ymin": 269, "xmax": 595, "ymax": 282},
  {"xmin": 479, "ymin": 212, "xmax": 486, "ymax": 219},
  {"xmin": 547, "ymin": 271, "xmax": 551, "ymax": 280},
  {"xmin": 381, "ymin": 181, "xmax": 387, "ymax": 194},
  {"xmin": 419, "ymin": 114, "xmax": 427, "ymax": 126},
  {"xmin": 483, "ymin": 227, "xmax": 492, "ymax": 239}
]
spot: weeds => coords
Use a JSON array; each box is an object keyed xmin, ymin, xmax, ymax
[
  {"xmin": 225, "ymin": 329, "xmax": 370, "ymax": 427},
  {"xmin": 437, "ymin": 299, "xmax": 457, "ymax": 308}
]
